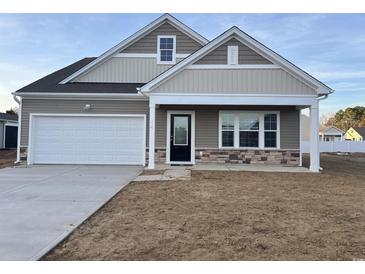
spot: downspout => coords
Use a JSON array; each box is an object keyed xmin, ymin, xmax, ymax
[
  {"xmin": 315, "ymin": 90, "xmax": 334, "ymax": 170},
  {"xmin": 12, "ymin": 93, "xmax": 22, "ymax": 164}
]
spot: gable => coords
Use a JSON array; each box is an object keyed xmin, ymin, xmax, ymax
[
  {"xmin": 323, "ymin": 127, "xmax": 344, "ymax": 135},
  {"xmin": 195, "ymin": 38, "xmax": 272, "ymax": 65},
  {"xmin": 153, "ymin": 68, "xmax": 317, "ymax": 95},
  {"xmin": 121, "ymin": 22, "xmax": 202, "ymax": 54},
  {"xmin": 141, "ymin": 27, "xmax": 333, "ymax": 95},
  {"xmin": 74, "ymin": 56, "xmax": 184, "ymax": 83}
]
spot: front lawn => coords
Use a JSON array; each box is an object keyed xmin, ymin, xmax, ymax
[
  {"xmin": 0, "ymin": 149, "xmax": 16, "ymax": 169},
  {"xmin": 43, "ymin": 153, "xmax": 365, "ymax": 260}
]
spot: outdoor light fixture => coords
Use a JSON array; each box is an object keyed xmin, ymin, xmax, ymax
[{"xmin": 83, "ymin": 104, "xmax": 91, "ymax": 111}]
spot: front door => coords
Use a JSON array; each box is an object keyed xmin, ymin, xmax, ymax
[{"xmin": 170, "ymin": 114, "xmax": 191, "ymax": 162}]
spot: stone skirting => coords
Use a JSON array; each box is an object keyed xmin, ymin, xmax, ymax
[
  {"xmin": 151, "ymin": 148, "xmax": 300, "ymax": 166},
  {"xmin": 195, "ymin": 149, "xmax": 300, "ymax": 166}
]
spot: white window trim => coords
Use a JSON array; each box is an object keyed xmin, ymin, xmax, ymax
[
  {"xmin": 166, "ymin": 110, "xmax": 195, "ymax": 165},
  {"xmin": 263, "ymin": 113, "xmax": 280, "ymax": 148},
  {"xmin": 157, "ymin": 35, "xmax": 176, "ymax": 65},
  {"xmin": 227, "ymin": 45, "xmax": 238, "ymax": 65},
  {"xmin": 218, "ymin": 111, "xmax": 280, "ymax": 150}
]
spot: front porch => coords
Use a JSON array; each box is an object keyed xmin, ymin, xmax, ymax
[{"xmin": 147, "ymin": 94, "xmax": 321, "ymax": 172}]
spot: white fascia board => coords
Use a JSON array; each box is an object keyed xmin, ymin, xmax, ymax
[
  {"xmin": 114, "ymin": 53, "xmax": 190, "ymax": 58},
  {"xmin": 149, "ymin": 93, "xmax": 317, "ymax": 107},
  {"xmin": 229, "ymin": 28, "xmax": 333, "ymax": 94},
  {"xmin": 141, "ymin": 26, "xmax": 333, "ymax": 95},
  {"xmin": 187, "ymin": 64, "xmax": 280, "ymax": 69},
  {"xmin": 59, "ymin": 14, "xmax": 208, "ymax": 84},
  {"xmin": 14, "ymin": 92, "xmax": 147, "ymax": 100},
  {"xmin": 140, "ymin": 29, "xmax": 238, "ymax": 92}
]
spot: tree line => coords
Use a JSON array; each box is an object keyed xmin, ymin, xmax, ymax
[{"xmin": 321, "ymin": 106, "xmax": 365, "ymax": 131}]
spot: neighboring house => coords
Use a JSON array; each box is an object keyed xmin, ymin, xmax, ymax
[
  {"xmin": 0, "ymin": 113, "xmax": 18, "ymax": 149},
  {"xmin": 319, "ymin": 126, "xmax": 344, "ymax": 141},
  {"xmin": 12, "ymin": 14, "xmax": 333, "ymax": 172},
  {"xmin": 345, "ymin": 127, "xmax": 365, "ymax": 141}
]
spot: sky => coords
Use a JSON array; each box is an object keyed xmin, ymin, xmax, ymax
[{"xmin": 0, "ymin": 13, "xmax": 364, "ymax": 116}]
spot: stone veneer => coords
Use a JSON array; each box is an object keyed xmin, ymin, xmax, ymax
[{"xmin": 151, "ymin": 149, "xmax": 300, "ymax": 166}]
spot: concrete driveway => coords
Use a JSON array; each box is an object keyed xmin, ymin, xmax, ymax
[{"xmin": 0, "ymin": 165, "xmax": 141, "ymax": 261}]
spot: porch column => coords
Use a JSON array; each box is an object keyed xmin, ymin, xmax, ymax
[
  {"xmin": 309, "ymin": 101, "xmax": 320, "ymax": 172},
  {"xmin": 148, "ymin": 102, "xmax": 156, "ymax": 169}
]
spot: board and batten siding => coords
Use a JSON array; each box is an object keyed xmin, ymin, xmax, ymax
[
  {"xmin": 195, "ymin": 38, "xmax": 272, "ymax": 65},
  {"xmin": 121, "ymin": 22, "xmax": 202, "ymax": 54},
  {"xmin": 153, "ymin": 69, "xmax": 317, "ymax": 95},
  {"xmin": 75, "ymin": 57, "xmax": 183, "ymax": 83}
]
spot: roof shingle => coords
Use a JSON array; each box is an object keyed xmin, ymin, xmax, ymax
[
  {"xmin": 0, "ymin": 113, "xmax": 18, "ymax": 121},
  {"xmin": 14, "ymin": 58, "xmax": 144, "ymax": 94}
]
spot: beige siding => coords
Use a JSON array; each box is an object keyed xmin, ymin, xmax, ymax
[
  {"xmin": 154, "ymin": 69, "xmax": 317, "ymax": 95},
  {"xmin": 195, "ymin": 38, "xmax": 272, "ymax": 65},
  {"xmin": 122, "ymin": 22, "xmax": 202, "ymax": 54},
  {"xmin": 21, "ymin": 99, "xmax": 149, "ymax": 146},
  {"xmin": 75, "ymin": 57, "xmax": 183, "ymax": 83},
  {"xmin": 21, "ymin": 100, "xmax": 299, "ymax": 150}
]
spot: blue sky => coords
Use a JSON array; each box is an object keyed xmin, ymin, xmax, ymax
[{"xmin": 0, "ymin": 13, "xmax": 364, "ymax": 116}]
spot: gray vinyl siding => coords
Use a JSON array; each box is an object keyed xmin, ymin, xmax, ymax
[
  {"xmin": 280, "ymin": 110, "xmax": 300, "ymax": 149},
  {"xmin": 195, "ymin": 38, "xmax": 272, "ymax": 65},
  {"xmin": 0, "ymin": 121, "xmax": 4, "ymax": 149},
  {"xmin": 20, "ymin": 99, "xmax": 149, "ymax": 147},
  {"xmin": 156, "ymin": 105, "xmax": 299, "ymax": 149},
  {"xmin": 121, "ymin": 22, "xmax": 202, "ymax": 54},
  {"xmin": 154, "ymin": 69, "xmax": 317, "ymax": 95},
  {"xmin": 20, "ymin": 100, "xmax": 299, "ymax": 150},
  {"xmin": 75, "ymin": 57, "xmax": 183, "ymax": 83}
]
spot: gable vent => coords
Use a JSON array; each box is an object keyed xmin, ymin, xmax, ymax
[{"xmin": 227, "ymin": 45, "xmax": 238, "ymax": 65}]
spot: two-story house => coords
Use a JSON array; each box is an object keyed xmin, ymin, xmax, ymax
[{"xmin": 13, "ymin": 14, "xmax": 333, "ymax": 172}]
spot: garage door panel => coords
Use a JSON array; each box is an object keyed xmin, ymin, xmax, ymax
[{"xmin": 30, "ymin": 115, "xmax": 145, "ymax": 165}]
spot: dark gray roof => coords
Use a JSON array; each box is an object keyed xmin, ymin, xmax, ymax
[
  {"xmin": 353, "ymin": 127, "xmax": 365, "ymax": 137},
  {"xmin": 14, "ymin": 58, "xmax": 144, "ymax": 94},
  {"xmin": 0, "ymin": 113, "xmax": 18, "ymax": 121}
]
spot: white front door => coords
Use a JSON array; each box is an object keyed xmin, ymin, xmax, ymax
[{"xmin": 28, "ymin": 114, "xmax": 145, "ymax": 165}]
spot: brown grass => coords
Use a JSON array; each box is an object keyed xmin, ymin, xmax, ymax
[
  {"xmin": 0, "ymin": 149, "xmax": 16, "ymax": 169},
  {"xmin": 43, "ymin": 154, "xmax": 365, "ymax": 261}
]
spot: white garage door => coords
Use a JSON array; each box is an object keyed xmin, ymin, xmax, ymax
[{"xmin": 28, "ymin": 114, "xmax": 145, "ymax": 165}]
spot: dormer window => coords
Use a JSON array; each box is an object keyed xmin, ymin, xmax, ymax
[
  {"xmin": 227, "ymin": 45, "xmax": 238, "ymax": 65},
  {"xmin": 157, "ymin": 35, "xmax": 176, "ymax": 64}
]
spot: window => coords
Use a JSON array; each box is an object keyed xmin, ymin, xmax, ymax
[
  {"xmin": 264, "ymin": 114, "xmax": 277, "ymax": 148},
  {"xmin": 221, "ymin": 113, "xmax": 235, "ymax": 147},
  {"xmin": 227, "ymin": 45, "xmax": 238, "ymax": 65},
  {"xmin": 219, "ymin": 112, "xmax": 279, "ymax": 149},
  {"xmin": 157, "ymin": 35, "xmax": 176, "ymax": 64},
  {"xmin": 239, "ymin": 113, "xmax": 259, "ymax": 147},
  {"xmin": 173, "ymin": 116, "xmax": 188, "ymax": 145}
]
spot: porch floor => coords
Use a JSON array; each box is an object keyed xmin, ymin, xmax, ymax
[{"xmin": 153, "ymin": 163, "xmax": 309, "ymax": 173}]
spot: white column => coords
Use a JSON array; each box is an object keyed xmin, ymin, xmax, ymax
[
  {"xmin": 16, "ymin": 97, "xmax": 22, "ymax": 163},
  {"xmin": 299, "ymin": 109, "xmax": 302, "ymax": 166},
  {"xmin": 148, "ymin": 102, "xmax": 155, "ymax": 169},
  {"xmin": 309, "ymin": 102, "xmax": 320, "ymax": 172}
]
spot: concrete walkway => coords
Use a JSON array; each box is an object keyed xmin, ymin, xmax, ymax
[{"xmin": 0, "ymin": 165, "xmax": 141, "ymax": 261}]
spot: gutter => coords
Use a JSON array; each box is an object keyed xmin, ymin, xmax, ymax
[{"xmin": 318, "ymin": 88, "xmax": 335, "ymax": 101}]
